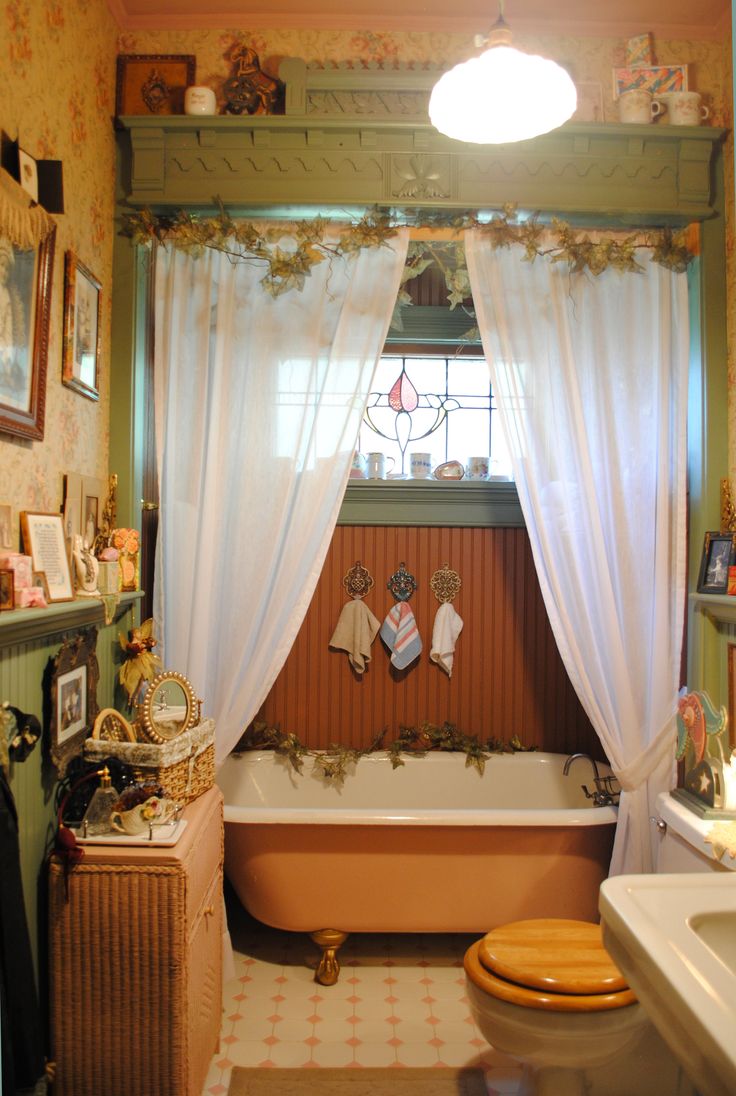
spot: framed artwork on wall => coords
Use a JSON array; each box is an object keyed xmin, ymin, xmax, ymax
[
  {"xmin": 20, "ymin": 511, "xmax": 74, "ymax": 602},
  {"xmin": 0, "ymin": 229, "xmax": 56, "ymax": 440},
  {"xmin": 115, "ymin": 54, "xmax": 195, "ymax": 116},
  {"xmin": 49, "ymin": 627, "xmax": 100, "ymax": 776},
  {"xmin": 62, "ymin": 252, "xmax": 101, "ymax": 401}
]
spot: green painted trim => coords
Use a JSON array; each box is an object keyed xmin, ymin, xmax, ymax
[
  {"xmin": 690, "ymin": 593, "xmax": 736, "ymax": 627},
  {"xmin": 117, "ymin": 116, "xmax": 725, "ymax": 224},
  {"xmin": 338, "ymin": 480, "xmax": 523, "ymax": 527},
  {"xmin": 0, "ymin": 592, "xmax": 143, "ymax": 649}
]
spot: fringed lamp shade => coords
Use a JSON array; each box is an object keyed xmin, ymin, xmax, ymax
[{"xmin": 429, "ymin": 13, "xmax": 577, "ymax": 145}]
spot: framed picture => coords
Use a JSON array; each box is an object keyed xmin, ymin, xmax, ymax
[
  {"xmin": 62, "ymin": 252, "xmax": 100, "ymax": 400},
  {"xmin": 20, "ymin": 511, "xmax": 74, "ymax": 602},
  {"xmin": 0, "ymin": 229, "xmax": 56, "ymax": 440},
  {"xmin": 612, "ymin": 64, "xmax": 688, "ymax": 101},
  {"xmin": 116, "ymin": 54, "xmax": 195, "ymax": 116},
  {"xmin": 81, "ymin": 475, "xmax": 107, "ymax": 550},
  {"xmin": 696, "ymin": 532, "xmax": 736, "ymax": 594},
  {"xmin": 0, "ymin": 569, "xmax": 13, "ymax": 611},
  {"xmin": 49, "ymin": 628, "xmax": 99, "ymax": 775},
  {"xmin": 17, "ymin": 149, "xmax": 38, "ymax": 203},
  {"xmin": 0, "ymin": 502, "xmax": 11, "ymax": 548}
]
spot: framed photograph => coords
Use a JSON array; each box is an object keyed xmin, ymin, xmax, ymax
[
  {"xmin": 49, "ymin": 628, "xmax": 99, "ymax": 776},
  {"xmin": 81, "ymin": 475, "xmax": 107, "ymax": 549},
  {"xmin": 0, "ymin": 229, "xmax": 56, "ymax": 440},
  {"xmin": 696, "ymin": 532, "xmax": 736, "ymax": 594},
  {"xmin": 62, "ymin": 252, "xmax": 100, "ymax": 400},
  {"xmin": 612, "ymin": 64, "xmax": 688, "ymax": 101},
  {"xmin": 20, "ymin": 511, "xmax": 74, "ymax": 602},
  {"xmin": 116, "ymin": 54, "xmax": 195, "ymax": 116},
  {"xmin": 0, "ymin": 502, "xmax": 11, "ymax": 548},
  {"xmin": 32, "ymin": 570, "xmax": 50, "ymax": 601},
  {"xmin": 0, "ymin": 569, "xmax": 13, "ymax": 611}
]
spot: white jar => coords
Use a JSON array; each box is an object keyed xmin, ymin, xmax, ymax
[{"xmin": 184, "ymin": 86, "xmax": 217, "ymax": 116}]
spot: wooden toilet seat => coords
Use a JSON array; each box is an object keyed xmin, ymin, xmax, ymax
[{"xmin": 464, "ymin": 919, "xmax": 637, "ymax": 1012}]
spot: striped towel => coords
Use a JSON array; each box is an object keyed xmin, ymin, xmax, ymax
[{"xmin": 380, "ymin": 602, "xmax": 422, "ymax": 670}]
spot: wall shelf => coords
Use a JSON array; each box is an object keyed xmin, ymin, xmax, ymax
[
  {"xmin": 0, "ymin": 591, "xmax": 143, "ymax": 648},
  {"xmin": 338, "ymin": 479, "xmax": 523, "ymax": 527},
  {"xmin": 690, "ymin": 592, "xmax": 736, "ymax": 627}
]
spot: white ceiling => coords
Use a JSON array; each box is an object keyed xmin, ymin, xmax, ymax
[{"xmin": 106, "ymin": 0, "xmax": 730, "ymax": 41}]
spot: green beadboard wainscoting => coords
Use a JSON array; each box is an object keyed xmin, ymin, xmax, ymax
[{"xmin": 1, "ymin": 593, "xmax": 142, "ymax": 982}]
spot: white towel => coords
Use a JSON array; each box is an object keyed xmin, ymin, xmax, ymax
[
  {"xmin": 329, "ymin": 599, "xmax": 380, "ymax": 674},
  {"xmin": 430, "ymin": 602, "xmax": 463, "ymax": 677}
]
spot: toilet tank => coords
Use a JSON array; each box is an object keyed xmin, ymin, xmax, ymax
[{"xmin": 654, "ymin": 792, "xmax": 735, "ymax": 873}]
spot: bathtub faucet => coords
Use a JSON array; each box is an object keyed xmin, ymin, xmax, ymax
[{"xmin": 563, "ymin": 753, "xmax": 619, "ymax": 807}]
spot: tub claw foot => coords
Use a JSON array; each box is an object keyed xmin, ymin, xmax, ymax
[{"xmin": 310, "ymin": 929, "xmax": 348, "ymax": 986}]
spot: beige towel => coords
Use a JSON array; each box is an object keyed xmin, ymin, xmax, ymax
[
  {"xmin": 329, "ymin": 598, "xmax": 380, "ymax": 674},
  {"xmin": 430, "ymin": 602, "xmax": 464, "ymax": 677}
]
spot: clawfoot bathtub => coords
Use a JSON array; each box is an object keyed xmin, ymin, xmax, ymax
[{"xmin": 218, "ymin": 750, "xmax": 617, "ymax": 984}]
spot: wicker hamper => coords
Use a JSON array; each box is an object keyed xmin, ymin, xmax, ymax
[{"xmin": 83, "ymin": 717, "xmax": 215, "ymax": 805}]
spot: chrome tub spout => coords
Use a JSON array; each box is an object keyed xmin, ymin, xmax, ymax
[{"xmin": 563, "ymin": 753, "xmax": 619, "ymax": 807}]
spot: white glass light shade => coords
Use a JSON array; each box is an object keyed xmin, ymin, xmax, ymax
[{"xmin": 429, "ymin": 45, "xmax": 578, "ymax": 144}]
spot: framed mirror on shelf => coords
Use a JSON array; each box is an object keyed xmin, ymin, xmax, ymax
[{"xmin": 137, "ymin": 670, "xmax": 199, "ymax": 745}]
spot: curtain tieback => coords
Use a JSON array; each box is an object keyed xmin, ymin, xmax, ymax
[{"xmin": 612, "ymin": 713, "xmax": 676, "ymax": 793}]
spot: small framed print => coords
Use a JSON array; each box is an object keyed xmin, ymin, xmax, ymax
[
  {"xmin": 17, "ymin": 149, "xmax": 38, "ymax": 203},
  {"xmin": 62, "ymin": 252, "xmax": 100, "ymax": 401},
  {"xmin": 0, "ymin": 569, "xmax": 13, "ymax": 611},
  {"xmin": 49, "ymin": 628, "xmax": 99, "ymax": 775},
  {"xmin": 696, "ymin": 532, "xmax": 736, "ymax": 594},
  {"xmin": 20, "ymin": 511, "xmax": 74, "ymax": 602},
  {"xmin": 81, "ymin": 475, "xmax": 107, "ymax": 550},
  {"xmin": 116, "ymin": 54, "xmax": 195, "ymax": 116}
]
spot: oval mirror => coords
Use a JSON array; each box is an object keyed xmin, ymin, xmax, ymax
[{"xmin": 138, "ymin": 671, "xmax": 197, "ymax": 744}]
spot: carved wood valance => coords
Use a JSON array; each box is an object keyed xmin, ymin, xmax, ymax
[{"xmin": 117, "ymin": 57, "xmax": 726, "ymax": 224}]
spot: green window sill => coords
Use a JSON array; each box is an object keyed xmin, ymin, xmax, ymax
[{"xmin": 338, "ymin": 480, "xmax": 523, "ymax": 527}]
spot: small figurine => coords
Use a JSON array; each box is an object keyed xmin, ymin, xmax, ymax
[{"xmin": 222, "ymin": 44, "xmax": 283, "ymax": 116}]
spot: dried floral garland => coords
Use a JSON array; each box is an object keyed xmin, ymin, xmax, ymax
[
  {"xmin": 236, "ymin": 720, "xmax": 536, "ymax": 783},
  {"xmin": 123, "ymin": 203, "xmax": 693, "ymax": 308}
]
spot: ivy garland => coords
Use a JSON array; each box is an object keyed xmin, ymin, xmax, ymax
[
  {"xmin": 236, "ymin": 720, "xmax": 536, "ymax": 784},
  {"xmin": 122, "ymin": 203, "xmax": 693, "ymax": 310}
]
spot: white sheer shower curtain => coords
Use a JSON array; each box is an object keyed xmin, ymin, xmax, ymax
[
  {"xmin": 465, "ymin": 234, "xmax": 689, "ymax": 875},
  {"xmin": 153, "ymin": 229, "xmax": 409, "ymax": 766}
]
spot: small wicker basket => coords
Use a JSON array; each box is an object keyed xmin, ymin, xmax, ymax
[{"xmin": 83, "ymin": 718, "xmax": 215, "ymax": 805}]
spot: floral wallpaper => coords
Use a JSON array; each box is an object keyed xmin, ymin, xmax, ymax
[
  {"xmin": 0, "ymin": 0, "xmax": 118, "ymax": 549},
  {"xmin": 0, "ymin": 9, "xmax": 734, "ymax": 541}
]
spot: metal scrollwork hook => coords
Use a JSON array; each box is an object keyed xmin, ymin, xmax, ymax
[{"xmin": 387, "ymin": 562, "xmax": 417, "ymax": 602}]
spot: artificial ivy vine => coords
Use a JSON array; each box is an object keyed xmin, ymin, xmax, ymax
[
  {"xmin": 123, "ymin": 202, "xmax": 694, "ymax": 316},
  {"xmin": 236, "ymin": 720, "xmax": 536, "ymax": 784}
]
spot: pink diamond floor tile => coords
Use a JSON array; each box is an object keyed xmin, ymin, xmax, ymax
[{"xmin": 201, "ymin": 901, "xmax": 521, "ymax": 1094}]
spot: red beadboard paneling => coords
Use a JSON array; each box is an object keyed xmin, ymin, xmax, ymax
[{"xmin": 256, "ymin": 526, "xmax": 601, "ymax": 757}]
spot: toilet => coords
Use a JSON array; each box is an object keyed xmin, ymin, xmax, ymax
[{"xmin": 463, "ymin": 918, "xmax": 693, "ymax": 1096}]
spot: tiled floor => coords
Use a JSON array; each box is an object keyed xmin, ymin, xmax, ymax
[{"xmin": 201, "ymin": 895, "xmax": 522, "ymax": 1094}]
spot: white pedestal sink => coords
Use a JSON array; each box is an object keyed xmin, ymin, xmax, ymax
[{"xmin": 600, "ymin": 873, "xmax": 736, "ymax": 1096}]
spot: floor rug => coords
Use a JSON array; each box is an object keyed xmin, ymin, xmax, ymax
[{"xmin": 228, "ymin": 1067, "xmax": 488, "ymax": 1095}]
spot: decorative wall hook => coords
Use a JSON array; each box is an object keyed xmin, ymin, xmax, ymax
[
  {"xmin": 430, "ymin": 563, "xmax": 461, "ymax": 604},
  {"xmin": 343, "ymin": 561, "xmax": 374, "ymax": 600},
  {"xmin": 387, "ymin": 562, "xmax": 417, "ymax": 602}
]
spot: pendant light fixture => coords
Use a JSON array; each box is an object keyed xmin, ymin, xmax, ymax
[{"xmin": 428, "ymin": 2, "xmax": 577, "ymax": 145}]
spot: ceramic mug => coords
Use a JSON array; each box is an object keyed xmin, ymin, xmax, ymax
[
  {"xmin": 661, "ymin": 91, "xmax": 709, "ymax": 126},
  {"xmin": 466, "ymin": 455, "xmax": 490, "ymax": 480},
  {"xmin": 350, "ymin": 451, "xmax": 368, "ymax": 479},
  {"xmin": 111, "ymin": 796, "xmax": 178, "ymax": 835},
  {"xmin": 410, "ymin": 452, "xmax": 433, "ymax": 479},
  {"xmin": 618, "ymin": 89, "xmax": 664, "ymax": 124},
  {"xmin": 367, "ymin": 452, "xmax": 395, "ymax": 479},
  {"xmin": 184, "ymin": 85, "xmax": 217, "ymax": 115}
]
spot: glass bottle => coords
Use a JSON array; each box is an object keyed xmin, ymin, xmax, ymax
[{"xmin": 80, "ymin": 766, "xmax": 119, "ymax": 836}]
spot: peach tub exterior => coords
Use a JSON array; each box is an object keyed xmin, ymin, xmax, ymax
[{"xmin": 218, "ymin": 751, "xmax": 617, "ymax": 935}]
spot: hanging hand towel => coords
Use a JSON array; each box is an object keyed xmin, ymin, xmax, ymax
[
  {"xmin": 430, "ymin": 601, "xmax": 464, "ymax": 677},
  {"xmin": 329, "ymin": 598, "xmax": 380, "ymax": 674},
  {"xmin": 380, "ymin": 601, "xmax": 422, "ymax": 670}
]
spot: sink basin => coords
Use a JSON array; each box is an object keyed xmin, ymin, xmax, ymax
[
  {"xmin": 600, "ymin": 873, "xmax": 736, "ymax": 1096},
  {"xmin": 691, "ymin": 910, "xmax": 736, "ymax": 971}
]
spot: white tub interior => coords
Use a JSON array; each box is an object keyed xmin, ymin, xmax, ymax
[{"xmin": 218, "ymin": 750, "xmax": 618, "ymax": 827}]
